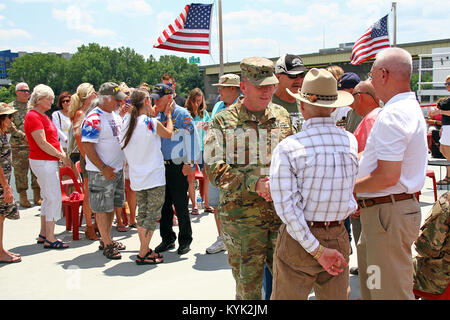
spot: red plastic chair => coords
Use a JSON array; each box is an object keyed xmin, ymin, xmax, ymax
[
  {"xmin": 416, "ymin": 170, "xmax": 438, "ymax": 202},
  {"xmin": 414, "ymin": 283, "xmax": 450, "ymax": 300},
  {"xmin": 59, "ymin": 166, "xmax": 85, "ymax": 240}
]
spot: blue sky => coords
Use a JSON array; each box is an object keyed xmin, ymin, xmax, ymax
[{"xmin": 0, "ymin": 0, "xmax": 449, "ymax": 66}]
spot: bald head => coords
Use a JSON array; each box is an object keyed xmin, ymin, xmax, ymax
[
  {"xmin": 352, "ymin": 80, "xmax": 380, "ymax": 117},
  {"xmin": 374, "ymin": 47, "xmax": 412, "ymax": 81},
  {"xmin": 355, "ymin": 80, "xmax": 379, "ymax": 103}
]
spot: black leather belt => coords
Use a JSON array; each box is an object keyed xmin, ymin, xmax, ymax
[
  {"xmin": 164, "ymin": 159, "xmax": 183, "ymax": 166},
  {"xmin": 357, "ymin": 193, "xmax": 415, "ymax": 209},
  {"xmin": 306, "ymin": 220, "xmax": 344, "ymax": 228}
]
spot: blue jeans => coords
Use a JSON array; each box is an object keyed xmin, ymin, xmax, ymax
[{"xmin": 263, "ymin": 264, "xmax": 272, "ymax": 300}]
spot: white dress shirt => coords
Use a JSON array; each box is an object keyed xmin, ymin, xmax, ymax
[
  {"xmin": 357, "ymin": 92, "xmax": 427, "ymax": 197},
  {"xmin": 270, "ymin": 117, "xmax": 359, "ymax": 253}
]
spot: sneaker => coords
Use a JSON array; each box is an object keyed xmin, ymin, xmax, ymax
[{"xmin": 206, "ymin": 236, "xmax": 226, "ymax": 254}]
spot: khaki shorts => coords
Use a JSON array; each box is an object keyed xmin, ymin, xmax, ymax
[
  {"xmin": 87, "ymin": 170, "xmax": 124, "ymax": 213},
  {"xmin": 136, "ymin": 185, "xmax": 165, "ymax": 232}
]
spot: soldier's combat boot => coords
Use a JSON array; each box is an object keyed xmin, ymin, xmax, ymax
[
  {"xmin": 19, "ymin": 191, "xmax": 32, "ymax": 208},
  {"xmin": 33, "ymin": 188, "xmax": 42, "ymax": 206}
]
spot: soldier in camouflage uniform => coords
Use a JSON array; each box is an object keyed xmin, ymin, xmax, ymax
[
  {"xmin": 413, "ymin": 192, "xmax": 450, "ymax": 295},
  {"xmin": 7, "ymin": 82, "xmax": 41, "ymax": 207},
  {"xmin": 0, "ymin": 103, "xmax": 21, "ymax": 263},
  {"xmin": 205, "ymin": 57, "xmax": 293, "ymax": 299}
]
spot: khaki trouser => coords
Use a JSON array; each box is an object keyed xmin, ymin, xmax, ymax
[
  {"xmin": 357, "ymin": 197, "xmax": 421, "ymax": 300},
  {"xmin": 272, "ymin": 223, "xmax": 350, "ymax": 300}
]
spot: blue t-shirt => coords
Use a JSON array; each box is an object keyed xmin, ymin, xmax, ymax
[
  {"xmin": 211, "ymin": 96, "xmax": 241, "ymax": 119},
  {"xmin": 157, "ymin": 105, "xmax": 201, "ymax": 163}
]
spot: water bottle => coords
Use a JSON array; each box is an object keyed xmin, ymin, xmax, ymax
[{"xmin": 196, "ymin": 196, "xmax": 203, "ymax": 209}]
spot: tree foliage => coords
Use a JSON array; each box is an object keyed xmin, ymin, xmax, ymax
[{"xmin": 6, "ymin": 43, "xmax": 203, "ymax": 100}]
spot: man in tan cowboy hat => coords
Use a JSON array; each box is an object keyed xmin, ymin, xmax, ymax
[
  {"xmin": 205, "ymin": 57, "xmax": 293, "ymax": 299},
  {"xmin": 270, "ymin": 68, "xmax": 358, "ymax": 299}
]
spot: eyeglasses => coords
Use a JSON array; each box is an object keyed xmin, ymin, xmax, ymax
[
  {"xmin": 7, "ymin": 114, "xmax": 14, "ymax": 119},
  {"xmin": 445, "ymin": 82, "xmax": 450, "ymax": 86},
  {"xmin": 284, "ymin": 73, "xmax": 305, "ymax": 79},
  {"xmin": 17, "ymin": 89, "xmax": 30, "ymax": 93},
  {"xmin": 62, "ymin": 99, "xmax": 70, "ymax": 103},
  {"xmin": 167, "ymin": 83, "xmax": 173, "ymax": 87},
  {"xmin": 368, "ymin": 67, "xmax": 389, "ymax": 79}
]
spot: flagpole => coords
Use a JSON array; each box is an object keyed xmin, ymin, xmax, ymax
[
  {"xmin": 392, "ymin": 2, "xmax": 397, "ymax": 47},
  {"xmin": 218, "ymin": 0, "xmax": 224, "ymax": 76}
]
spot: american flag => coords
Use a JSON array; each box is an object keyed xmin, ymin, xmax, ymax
[
  {"xmin": 154, "ymin": 3, "xmax": 213, "ymax": 54},
  {"xmin": 350, "ymin": 15, "xmax": 391, "ymax": 65}
]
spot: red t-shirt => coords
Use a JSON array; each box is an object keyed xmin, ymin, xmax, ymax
[{"xmin": 24, "ymin": 110, "xmax": 61, "ymax": 161}]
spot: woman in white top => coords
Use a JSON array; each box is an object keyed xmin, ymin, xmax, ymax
[
  {"xmin": 52, "ymin": 91, "xmax": 72, "ymax": 153},
  {"xmin": 120, "ymin": 89, "xmax": 174, "ymax": 265}
]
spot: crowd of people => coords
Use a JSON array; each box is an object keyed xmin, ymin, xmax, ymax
[{"xmin": 0, "ymin": 48, "xmax": 448, "ymax": 300}]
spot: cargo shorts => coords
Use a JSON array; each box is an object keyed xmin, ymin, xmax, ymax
[{"xmin": 87, "ymin": 170, "xmax": 125, "ymax": 213}]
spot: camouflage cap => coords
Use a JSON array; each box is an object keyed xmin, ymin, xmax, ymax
[
  {"xmin": 150, "ymin": 83, "xmax": 174, "ymax": 100},
  {"xmin": 212, "ymin": 74, "xmax": 240, "ymax": 87},
  {"xmin": 240, "ymin": 57, "xmax": 279, "ymax": 86},
  {"xmin": 0, "ymin": 102, "xmax": 17, "ymax": 116},
  {"xmin": 98, "ymin": 82, "xmax": 127, "ymax": 100}
]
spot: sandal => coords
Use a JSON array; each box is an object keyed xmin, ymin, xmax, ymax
[
  {"xmin": 98, "ymin": 240, "xmax": 126, "ymax": 251},
  {"xmin": 191, "ymin": 208, "xmax": 199, "ymax": 215},
  {"xmin": 136, "ymin": 250, "xmax": 163, "ymax": 265},
  {"xmin": 128, "ymin": 222, "xmax": 137, "ymax": 228},
  {"xmin": 437, "ymin": 177, "xmax": 450, "ymax": 185},
  {"xmin": 37, "ymin": 234, "xmax": 46, "ymax": 244},
  {"xmin": 0, "ymin": 255, "xmax": 22, "ymax": 264},
  {"xmin": 44, "ymin": 239, "xmax": 69, "ymax": 249},
  {"xmin": 116, "ymin": 225, "xmax": 128, "ymax": 232},
  {"xmin": 103, "ymin": 243, "xmax": 121, "ymax": 260}
]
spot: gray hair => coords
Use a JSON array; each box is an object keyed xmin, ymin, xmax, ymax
[
  {"xmin": 15, "ymin": 82, "xmax": 29, "ymax": 91},
  {"xmin": 97, "ymin": 94, "xmax": 112, "ymax": 105},
  {"xmin": 28, "ymin": 84, "xmax": 54, "ymax": 107}
]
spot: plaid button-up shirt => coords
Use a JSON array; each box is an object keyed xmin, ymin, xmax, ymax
[{"xmin": 270, "ymin": 117, "xmax": 359, "ymax": 253}]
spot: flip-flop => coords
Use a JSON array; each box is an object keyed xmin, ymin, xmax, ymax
[
  {"xmin": 128, "ymin": 223, "xmax": 137, "ymax": 228},
  {"xmin": 0, "ymin": 255, "xmax": 22, "ymax": 264},
  {"xmin": 116, "ymin": 225, "xmax": 128, "ymax": 232},
  {"xmin": 204, "ymin": 206, "xmax": 214, "ymax": 213},
  {"xmin": 191, "ymin": 208, "xmax": 199, "ymax": 215}
]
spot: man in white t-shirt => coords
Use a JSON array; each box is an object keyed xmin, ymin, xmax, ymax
[
  {"xmin": 354, "ymin": 48, "xmax": 427, "ymax": 300},
  {"xmin": 81, "ymin": 82, "xmax": 127, "ymax": 260}
]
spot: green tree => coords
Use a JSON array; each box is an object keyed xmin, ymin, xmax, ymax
[
  {"xmin": 7, "ymin": 53, "xmax": 67, "ymax": 94},
  {"xmin": 0, "ymin": 86, "xmax": 16, "ymax": 103},
  {"xmin": 411, "ymin": 72, "xmax": 433, "ymax": 92}
]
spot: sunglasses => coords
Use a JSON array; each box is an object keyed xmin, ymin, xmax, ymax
[
  {"xmin": 353, "ymin": 91, "xmax": 376, "ymax": 103},
  {"xmin": 17, "ymin": 89, "xmax": 30, "ymax": 93},
  {"xmin": 446, "ymin": 82, "xmax": 450, "ymax": 86},
  {"xmin": 284, "ymin": 73, "xmax": 305, "ymax": 79},
  {"xmin": 62, "ymin": 99, "xmax": 70, "ymax": 103},
  {"xmin": 8, "ymin": 114, "xmax": 14, "ymax": 119}
]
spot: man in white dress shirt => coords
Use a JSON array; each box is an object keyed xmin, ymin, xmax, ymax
[
  {"xmin": 354, "ymin": 47, "xmax": 427, "ymax": 300},
  {"xmin": 270, "ymin": 68, "xmax": 358, "ymax": 299}
]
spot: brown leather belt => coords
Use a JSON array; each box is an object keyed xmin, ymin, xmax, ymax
[
  {"xmin": 357, "ymin": 193, "xmax": 415, "ymax": 209},
  {"xmin": 306, "ymin": 220, "xmax": 344, "ymax": 228}
]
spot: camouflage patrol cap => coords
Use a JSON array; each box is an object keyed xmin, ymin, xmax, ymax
[{"xmin": 240, "ymin": 57, "xmax": 279, "ymax": 86}]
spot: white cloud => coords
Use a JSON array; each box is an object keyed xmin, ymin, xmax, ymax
[
  {"xmin": 107, "ymin": 0, "xmax": 153, "ymax": 16},
  {"xmin": 0, "ymin": 4, "xmax": 6, "ymax": 11},
  {"xmin": 52, "ymin": 5, "xmax": 115, "ymax": 37},
  {"xmin": 0, "ymin": 28, "xmax": 31, "ymax": 41}
]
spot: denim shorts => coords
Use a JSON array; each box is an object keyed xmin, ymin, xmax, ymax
[
  {"xmin": 87, "ymin": 170, "xmax": 124, "ymax": 213},
  {"xmin": 208, "ymin": 181, "xmax": 220, "ymax": 207}
]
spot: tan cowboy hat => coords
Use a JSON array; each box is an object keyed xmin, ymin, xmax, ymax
[
  {"xmin": 286, "ymin": 68, "xmax": 354, "ymax": 108},
  {"xmin": 0, "ymin": 103, "xmax": 18, "ymax": 116}
]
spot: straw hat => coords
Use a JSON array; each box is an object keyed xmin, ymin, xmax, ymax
[
  {"xmin": 0, "ymin": 103, "xmax": 18, "ymax": 116},
  {"xmin": 212, "ymin": 74, "xmax": 240, "ymax": 87},
  {"xmin": 287, "ymin": 68, "xmax": 354, "ymax": 108}
]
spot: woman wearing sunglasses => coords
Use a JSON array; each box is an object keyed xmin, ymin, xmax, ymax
[{"xmin": 52, "ymin": 92, "xmax": 72, "ymax": 154}]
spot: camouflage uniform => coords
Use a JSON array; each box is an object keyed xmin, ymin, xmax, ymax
[
  {"xmin": 413, "ymin": 192, "xmax": 450, "ymax": 295},
  {"xmin": 0, "ymin": 133, "xmax": 19, "ymax": 220},
  {"xmin": 7, "ymin": 100, "xmax": 39, "ymax": 194},
  {"xmin": 205, "ymin": 57, "xmax": 293, "ymax": 299}
]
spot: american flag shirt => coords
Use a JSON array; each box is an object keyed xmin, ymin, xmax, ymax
[{"xmin": 270, "ymin": 117, "xmax": 359, "ymax": 253}]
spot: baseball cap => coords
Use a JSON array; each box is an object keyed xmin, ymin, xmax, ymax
[
  {"xmin": 338, "ymin": 72, "xmax": 361, "ymax": 90},
  {"xmin": 240, "ymin": 57, "xmax": 279, "ymax": 86},
  {"xmin": 150, "ymin": 83, "xmax": 174, "ymax": 100},
  {"xmin": 275, "ymin": 54, "xmax": 307, "ymax": 75},
  {"xmin": 98, "ymin": 82, "xmax": 127, "ymax": 100},
  {"xmin": 212, "ymin": 74, "xmax": 240, "ymax": 87}
]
